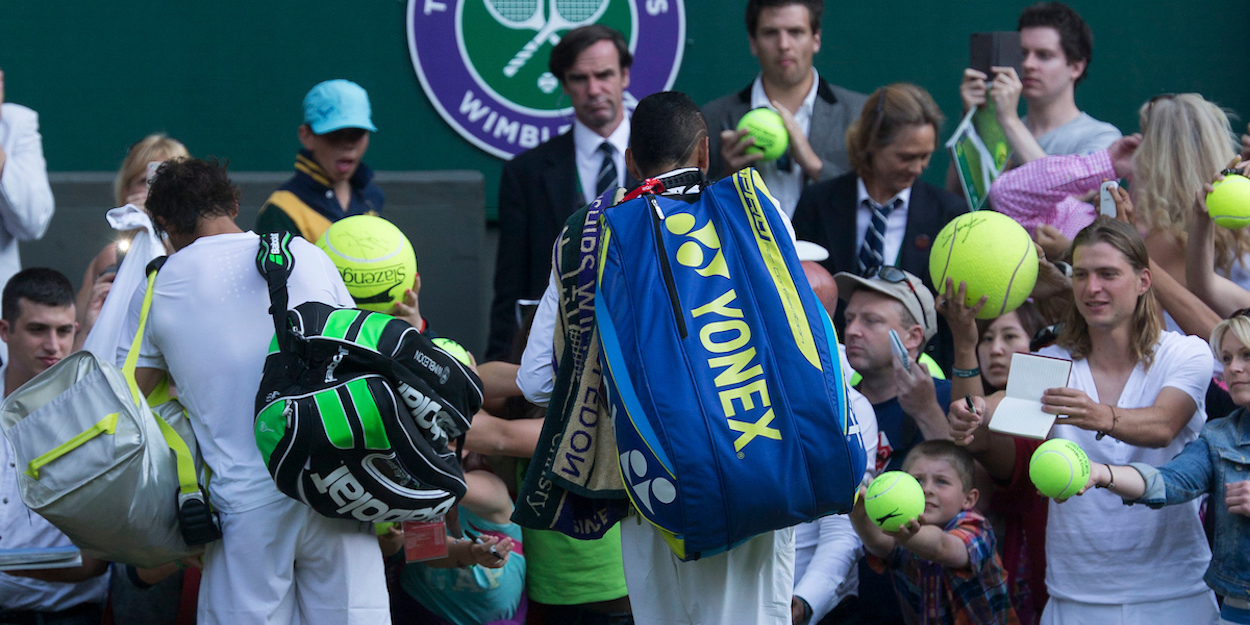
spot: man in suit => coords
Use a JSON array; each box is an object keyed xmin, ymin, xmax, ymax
[
  {"xmin": 792, "ymin": 83, "xmax": 965, "ymax": 377},
  {"xmin": 702, "ymin": 0, "xmax": 867, "ymax": 217},
  {"xmin": 487, "ymin": 25, "xmax": 637, "ymax": 361}
]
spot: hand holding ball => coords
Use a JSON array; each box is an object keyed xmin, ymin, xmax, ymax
[
  {"xmin": 1029, "ymin": 439, "xmax": 1091, "ymax": 499},
  {"xmin": 736, "ymin": 108, "xmax": 789, "ymax": 162},
  {"xmin": 864, "ymin": 471, "xmax": 925, "ymax": 532},
  {"xmin": 317, "ymin": 216, "xmax": 418, "ymax": 312},
  {"xmin": 930, "ymin": 211, "xmax": 1038, "ymax": 320},
  {"xmin": 1206, "ymin": 174, "xmax": 1250, "ymax": 229}
]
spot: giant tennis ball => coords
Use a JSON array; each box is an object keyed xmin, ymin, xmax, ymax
[
  {"xmin": 1207, "ymin": 174, "xmax": 1250, "ymax": 229},
  {"xmin": 317, "ymin": 215, "xmax": 417, "ymax": 312},
  {"xmin": 1029, "ymin": 439, "xmax": 1091, "ymax": 499},
  {"xmin": 736, "ymin": 108, "xmax": 789, "ymax": 162},
  {"xmin": 930, "ymin": 211, "xmax": 1039, "ymax": 320},
  {"xmin": 864, "ymin": 471, "xmax": 925, "ymax": 532}
]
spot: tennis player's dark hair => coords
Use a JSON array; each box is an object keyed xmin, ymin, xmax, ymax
[
  {"xmin": 3, "ymin": 268, "xmax": 74, "ymax": 323},
  {"xmin": 629, "ymin": 91, "xmax": 707, "ymax": 178},
  {"xmin": 146, "ymin": 158, "xmax": 240, "ymax": 236},
  {"xmin": 746, "ymin": 0, "xmax": 823, "ymax": 37},
  {"xmin": 549, "ymin": 25, "xmax": 633, "ymax": 83}
]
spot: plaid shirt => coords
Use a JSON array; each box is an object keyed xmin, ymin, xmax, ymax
[
  {"xmin": 986, "ymin": 149, "xmax": 1113, "ymax": 241},
  {"xmin": 868, "ymin": 510, "xmax": 1019, "ymax": 625}
]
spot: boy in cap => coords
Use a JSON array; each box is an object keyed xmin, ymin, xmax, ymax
[{"xmin": 256, "ymin": 79, "xmax": 384, "ymax": 242}]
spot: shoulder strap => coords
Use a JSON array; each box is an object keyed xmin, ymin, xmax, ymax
[
  {"xmin": 119, "ymin": 259, "xmax": 203, "ymax": 502},
  {"xmin": 256, "ymin": 232, "xmax": 297, "ymax": 353}
]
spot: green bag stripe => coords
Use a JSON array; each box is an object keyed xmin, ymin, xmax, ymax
[
  {"xmin": 322, "ymin": 309, "xmax": 361, "ymax": 340},
  {"xmin": 355, "ymin": 313, "xmax": 390, "ymax": 351},
  {"xmin": 347, "ymin": 378, "xmax": 390, "ymax": 450},
  {"xmin": 255, "ymin": 401, "xmax": 287, "ymax": 465},
  {"xmin": 268, "ymin": 333, "xmax": 279, "ymax": 356},
  {"xmin": 315, "ymin": 390, "xmax": 355, "ymax": 449}
]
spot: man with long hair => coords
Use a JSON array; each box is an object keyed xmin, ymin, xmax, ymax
[{"xmin": 950, "ymin": 217, "xmax": 1218, "ymax": 623}]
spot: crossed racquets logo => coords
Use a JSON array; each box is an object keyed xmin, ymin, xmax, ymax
[{"xmin": 483, "ymin": 0, "xmax": 613, "ymax": 77}]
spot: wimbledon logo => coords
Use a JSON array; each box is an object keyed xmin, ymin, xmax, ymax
[{"xmin": 407, "ymin": 0, "xmax": 685, "ymax": 159}]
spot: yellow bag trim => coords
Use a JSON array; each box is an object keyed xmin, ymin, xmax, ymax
[
  {"xmin": 27, "ymin": 413, "xmax": 119, "ymax": 479},
  {"xmin": 263, "ymin": 191, "xmax": 334, "ymax": 242},
  {"xmin": 120, "ymin": 270, "xmax": 200, "ymax": 496}
]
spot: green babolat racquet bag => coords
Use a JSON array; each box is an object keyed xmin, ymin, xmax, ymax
[{"xmin": 253, "ymin": 232, "xmax": 483, "ymax": 523}]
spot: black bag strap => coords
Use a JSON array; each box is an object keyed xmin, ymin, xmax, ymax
[{"xmin": 256, "ymin": 232, "xmax": 297, "ymax": 353}]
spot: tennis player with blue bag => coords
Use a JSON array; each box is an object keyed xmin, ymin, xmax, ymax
[{"xmin": 596, "ymin": 169, "xmax": 867, "ymax": 561}]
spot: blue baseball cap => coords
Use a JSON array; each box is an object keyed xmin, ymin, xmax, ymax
[{"xmin": 303, "ymin": 79, "xmax": 378, "ymax": 135}]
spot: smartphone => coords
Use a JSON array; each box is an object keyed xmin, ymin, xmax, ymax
[
  {"xmin": 1099, "ymin": 180, "xmax": 1119, "ymax": 218},
  {"xmin": 970, "ymin": 32, "xmax": 1024, "ymax": 79},
  {"xmin": 889, "ymin": 329, "xmax": 911, "ymax": 373}
]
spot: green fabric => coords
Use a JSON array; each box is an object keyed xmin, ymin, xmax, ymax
[
  {"xmin": 255, "ymin": 202, "xmax": 299, "ymax": 236},
  {"xmin": 516, "ymin": 460, "xmax": 627, "ymax": 605}
]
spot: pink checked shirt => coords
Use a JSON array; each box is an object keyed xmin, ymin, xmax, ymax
[{"xmin": 987, "ymin": 149, "xmax": 1114, "ymax": 240}]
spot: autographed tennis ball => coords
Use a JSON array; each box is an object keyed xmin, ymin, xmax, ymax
[
  {"xmin": 1207, "ymin": 174, "xmax": 1250, "ymax": 229},
  {"xmin": 1029, "ymin": 439, "xmax": 1091, "ymax": 499},
  {"xmin": 736, "ymin": 108, "xmax": 789, "ymax": 162},
  {"xmin": 930, "ymin": 211, "xmax": 1038, "ymax": 320},
  {"xmin": 864, "ymin": 471, "xmax": 925, "ymax": 532},
  {"xmin": 317, "ymin": 216, "xmax": 417, "ymax": 312}
]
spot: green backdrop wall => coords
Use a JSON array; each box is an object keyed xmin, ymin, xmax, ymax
[{"xmin": 3, "ymin": 0, "xmax": 1247, "ymax": 218}]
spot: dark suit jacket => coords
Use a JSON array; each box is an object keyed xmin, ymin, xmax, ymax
[
  {"xmin": 792, "ymin": 172, "xmax": 968, "ymax": 371},
  {"xmin": 487, "ymin": 131, "xmax": 636, "ymax": 360},
  {"xmin": 702, "ymin": 77, "xmax": 868, "ymax": 183}
]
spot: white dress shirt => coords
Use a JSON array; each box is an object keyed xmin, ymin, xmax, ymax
[
  {"xmin": 0, "ymin": 104, "xmax": 56, "ymax": 364},
  {"xmin": 749, "ymin": 69, "xmax": 821, "ymax": 218},
  {"xmin": 793, "ymin": 386, "xmax": 878, "ymax": 623},
  {"xmin": 573, "ymin": 117, "xmax": 631, "ymax": 206},
  {"xmin": 853, "ymin": 177, "xmax": 912, "ymax": 268},
  {"xmin": 0, "ymin": 365, "xmax": 110, "ymax": 611}
]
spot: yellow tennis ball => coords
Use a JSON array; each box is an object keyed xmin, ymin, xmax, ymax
[
  {"xmin": 736, "ymin": 108, "xmax": 789, "ymax": 162},
  {"xmin": 1029, "ymin": 439, "xmax": 1091, "ymax": 499},
  {"xmin": 317, "ymin": 215, "xmax": 417, "ymax": 312},
  {"xmin": 930, "ymin": 211, "xmax": 1039, "ymax": 320},
  {"xmin": 864, "ymin": 471, "xmax": 925, "ymax": 532},
  {"xmin": 1207, "ymin": 174, "xmax": 1250, "ymax": 229}
]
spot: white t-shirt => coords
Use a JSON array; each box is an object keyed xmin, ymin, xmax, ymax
[
  {"xmin": 1039, "ymin": 331, "xmax": 1213, "ymax": 604},
  {"xmin": 134, "ymin": 232, "xmax": 354, "ymax": 514}
]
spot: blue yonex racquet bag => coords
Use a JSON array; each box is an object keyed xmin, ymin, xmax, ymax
[{"xmin": 595, "ymin": 169, "xmax": 866, "ymax": 560}]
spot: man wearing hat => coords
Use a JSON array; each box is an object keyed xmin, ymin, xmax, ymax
[
  {"xmin": 834, "ymin": 265, "xmax": 952, "ymax": 625},
  {"xmin": 256, "ymin": 79, "xmax": 384, "ymax": 242}
]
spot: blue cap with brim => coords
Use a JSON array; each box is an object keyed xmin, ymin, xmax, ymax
[{"xmin": 303, "ymin": 79, "xmax": 378, "ymax": 135}]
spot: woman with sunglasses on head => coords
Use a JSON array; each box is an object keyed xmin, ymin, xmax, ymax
[
  {"xmin": 948, "ymin": 217, "xmax": 1220, "ymax": 624},
  {"xmin": 1062, "ymin": 311, "xmax": 1250, "ymax": 625}
]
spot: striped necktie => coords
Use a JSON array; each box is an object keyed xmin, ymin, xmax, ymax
[
  {"xmin": 856, "ymin": 197, "xmax": 902, "ymax": 274},
  {"xmin": 595, "ymin": 142, "xmax": 617, "ymax": 197}
]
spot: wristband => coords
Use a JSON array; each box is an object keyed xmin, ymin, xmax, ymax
[
  {"xmin": 952, "ymin": 366, "xmax": 981, "ymax": 379},
  {"xmin": 1095, "ymin": 463, "xmax": 1116, "ymax": 489},
  {"xmin": 1095, "ymin": 406, "xmax": 1119, "ymax": 441}
]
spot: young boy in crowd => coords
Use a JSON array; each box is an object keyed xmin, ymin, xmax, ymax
[
  {"xmin": 850, "ymin": 440, "xmax": 1018, "ymax": 625},
  {"xmin": 255, "ymin": 79, "xmax": 384, "ymax": 241}
]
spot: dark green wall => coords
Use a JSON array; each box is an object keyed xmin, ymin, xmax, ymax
[{"xmin": 3, "ymin": 1, "xmax": 1247, "ymax": 217}]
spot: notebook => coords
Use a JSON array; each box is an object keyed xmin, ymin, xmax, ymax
[{"xmin": 988, "ymin": 353, "xmax": 1073, "ymax": 439}]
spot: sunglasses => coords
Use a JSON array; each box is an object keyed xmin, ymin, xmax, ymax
[
  {"xmin": 1231, "ymin": 308, "xmax": 1250, "ymax": 320},
  {"xmin": 862, "ymin": 265, "xmax": 928, "ymax": 332}
]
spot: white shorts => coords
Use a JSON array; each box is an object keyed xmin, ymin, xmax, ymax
[
  {"xmin": 620, "ymin": 519, "xmax": 794, "ymax": 625},
  {"xmin": 198, "ymin": 497, "xmax": 390, "ymax": 625},
  {"xmin": 1041, "ymin": 591, "xmax": 1218, "ymax": 625}
]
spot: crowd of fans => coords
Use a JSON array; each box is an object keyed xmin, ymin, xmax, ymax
[{"xmin": 0, "ymin": 0, "xmax": 1249, "ymax": 624}]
